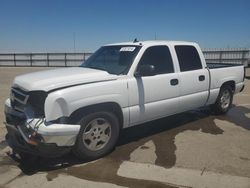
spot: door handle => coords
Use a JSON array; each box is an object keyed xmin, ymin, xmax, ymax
[
  {"xmin": 199, "ymin": 75, "xmax": 205, "ymax": 81},
  {"xmin": 170, "ymin": 79, "xmax": 179, "ymax": 86}
]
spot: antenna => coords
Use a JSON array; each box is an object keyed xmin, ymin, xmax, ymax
[{"xmin": 133, "ymin": 38, "xmax": 139, "ymax": 43}]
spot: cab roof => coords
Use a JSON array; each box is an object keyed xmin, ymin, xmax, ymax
[{"xmin": 105, "ymin": 40, "xmax": 198, "ymax": 47}]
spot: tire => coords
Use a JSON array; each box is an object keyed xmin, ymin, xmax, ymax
[
  {"xmin": 212, "ymin": 85, "xmax": 233, "ymax": 115},
  {"xmin": 73, "ymin": 111, "xmax": 120, "ymax": 160}
]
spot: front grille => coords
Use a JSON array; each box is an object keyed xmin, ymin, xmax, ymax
[
  {"xmin": 27, "ymin": 91, "xmax": 47, "ymax": 117},
  {"xmin": 10, "ymin": 88, "xmax": 29, "ymax": 112}
]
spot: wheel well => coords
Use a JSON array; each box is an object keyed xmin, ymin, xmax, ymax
[
  {"xmin": 221, "ymin": 81, "xmax": 235, "ymax": 92},
  {"xmin": 69, "ymin": 102, "xmax": 124, "ymax": 128}
]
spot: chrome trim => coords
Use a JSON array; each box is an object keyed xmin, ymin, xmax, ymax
[
  {"xmin": 12, "ymin": 88, "xmax": 29, "ymax": 105},
  {"xmin": 4, "ymin": 98, "xmax": 25, "ymax": 118}
]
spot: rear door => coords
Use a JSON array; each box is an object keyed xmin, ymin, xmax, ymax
[
  {"xmin": 128, "ymin": 45, "xmax": 180, "ymax": 125},
  {"xmin": 175, "ymin": 45, "xmax": 209, "ymax": 111}
]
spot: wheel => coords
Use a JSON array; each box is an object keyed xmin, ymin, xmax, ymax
[
  {"xmin": 212, "ymin": 85, "xmax": 233, "ymax": 114},
  {"xmin": 73, "ymin": 111, "xmax": 120, "ymax": 160}
]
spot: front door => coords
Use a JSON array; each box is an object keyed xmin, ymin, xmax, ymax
[{"xmin": 128, "ymin": 45, "xmax": 180, "ymax": 126}]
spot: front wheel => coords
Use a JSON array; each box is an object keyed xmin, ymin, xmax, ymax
[
  {"xmin": 212, "ymin": 85, "xmax": 233, "ymax": 114},
  {"xmin": 73, "ymin": 111, "xmax": 120, "ymax": 160}
]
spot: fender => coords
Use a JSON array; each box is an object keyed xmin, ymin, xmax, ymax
[{"xmin": 44, "ymin": 79, "xmax": 129, "ymax": 122}]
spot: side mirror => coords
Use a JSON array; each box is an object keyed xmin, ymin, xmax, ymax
[{"xmin": 135, "ymin": 64, "xmax": 155, "ymax": 77}]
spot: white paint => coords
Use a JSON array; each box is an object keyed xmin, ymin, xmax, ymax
[
  {"xmin": 120, "ymin": 47, "xmax": 135, "ymax": 52},
  {"xmin": 6, "ymin": 40, "xmax": 245, "ymax": 147},
  {"xmin": 128, "ymin": 73, "xmax": 180, "ymax": 125},
  {"xmin": 13, "ymin": 67, "xmax": 118, "ymax": 91},
  {"xmin": 178, "ymin": 69, "xmax": 209, "ymax": 110}
]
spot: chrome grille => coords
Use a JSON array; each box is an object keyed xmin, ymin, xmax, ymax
[{"xmin": 10, "ymin": 88, "xmax": 29, "ymax": 112}]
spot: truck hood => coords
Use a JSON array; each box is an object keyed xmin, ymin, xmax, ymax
[{"xmin": 13, "ymin": 67, "xmax": 118, "ymax": 91}]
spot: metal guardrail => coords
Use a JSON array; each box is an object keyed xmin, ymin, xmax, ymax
[
  {"xmin": 0, "ymin": 52, "xmax": 93, "ymax": 67},
  {"xmin": 0, "ymin": 49, "xmax": 249, "ymax": 67},
  {"xmin": 203, "ymin": 49, "xmax": 250, "ymax": 67}
]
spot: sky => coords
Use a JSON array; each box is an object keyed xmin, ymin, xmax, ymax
[{"xmin": 0, "ymin": 0, "xmax": 250, "ymax": 52}]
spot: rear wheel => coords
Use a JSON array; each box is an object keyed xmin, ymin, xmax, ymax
[
  {"xmin": 212, "ymin": 85, "xmax": 233, "ymax": 114},
  {"xmin": 73, "ymin": 111, "xmax": 120, "ymax": 160}
]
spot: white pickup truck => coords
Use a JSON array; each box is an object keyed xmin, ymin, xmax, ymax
[{"xmin": 4, "ymin": 41, "xmax": 245, "ymax": 160}]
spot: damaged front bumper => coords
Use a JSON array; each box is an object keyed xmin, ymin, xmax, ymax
[{"xmin": 4, "ymin": 98, "xmax": 80, "ymax": 157}]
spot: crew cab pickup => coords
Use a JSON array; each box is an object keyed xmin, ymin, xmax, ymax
[{"xmin": 4, "ymin": 41, "xmax": 245, "ymax": 160}]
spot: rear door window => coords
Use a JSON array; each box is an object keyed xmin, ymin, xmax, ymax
[{"xmin": 175, "ymin": 45, "xmax": 202, "ymax": 72}]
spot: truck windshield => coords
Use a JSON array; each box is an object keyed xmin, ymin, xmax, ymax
[{"xmin": 80, "ymin": 45, "xmax": 141, "ymax": 75}]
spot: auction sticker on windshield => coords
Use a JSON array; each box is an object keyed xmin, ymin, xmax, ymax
[{"xmin": 120, "ymin": 47, "xmax": 136, "ymax": 52}]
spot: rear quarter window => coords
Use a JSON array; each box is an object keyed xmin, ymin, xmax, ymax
[{"xmin": 175, "ymin": 45, "xmax": 202, "ymax": 72}]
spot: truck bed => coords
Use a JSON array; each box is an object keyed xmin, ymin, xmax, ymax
[{"xmin": 207, "ymin": 62, "xmax": 242, "ymax": 69}]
